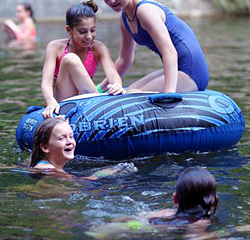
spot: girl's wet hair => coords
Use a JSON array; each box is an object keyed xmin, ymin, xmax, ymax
[
  {"xmin": 66, "ymin": 0, "xmax": 98, "ymax": 28},
  {"xmin": 19, "ymin": 3, "xmax": 35, "ymax": 21},
  {"xmin": 175, "ymin": 167, "xmax": 217, "ymax": 218},
  {"xmin": 30, "ymin": 118, "xmax": 67, "ymax": 167}
]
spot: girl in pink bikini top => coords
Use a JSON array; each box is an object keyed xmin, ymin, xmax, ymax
[
  {"xmin": 41, "ymin": 1, "xmax": 125, "ymax": 119},
  {"xmin": 54, "ymin": 40, "xmax": 97, "ymax": 79}
]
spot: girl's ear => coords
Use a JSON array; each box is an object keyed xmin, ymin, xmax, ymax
[
  {"xmin": 173, "ymin": 192, "xmax": 179, "ymax": 206},
  {"xmin": 40, "ymin": 143, "xmax": 49, "ymax": 154},
  {"xmin": 27, "ymin": 10, "xmax": 32, "ymax": 17},
  {"xmin": 66, "ymin": 25, "xmax": 72, "ymax": 36},
  {"xmin": 212, "ymin": 194, "xmax": 219, "ymax": 214},
  {"xmin": 212, "ymin": 195, "xmax": 219, "ymax": 207}
]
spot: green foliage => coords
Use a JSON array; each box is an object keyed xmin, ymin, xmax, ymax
[{"xmin": 213, "ymin": 0, "xmax": 250, "ymax": 16}]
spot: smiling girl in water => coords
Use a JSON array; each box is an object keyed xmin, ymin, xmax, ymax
[
  {"xmin": 41, "ymin": 1, "xmax": 125, "ymax": 119},
  {"xmin": 30, "ymin": 118, "xmax": 137, "ymax": 180}
]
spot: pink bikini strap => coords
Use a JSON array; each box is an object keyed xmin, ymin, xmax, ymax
[
  {"xmin": 54, "ymin": 40, "xmax": 70, "ymax": 77},
  {"xmin": 57, "ymin": 41, "xmax": 70, "ymax": 66}
]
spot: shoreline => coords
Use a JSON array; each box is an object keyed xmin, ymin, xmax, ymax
[
  {"xmin": 1, "ymin": 10, "xmax": 249, "ymax": 24},
  {"xmin": 0, "ymin": 13, "xmax": 226, "ymax": 24},
  {"xmin": 0, "ymin": 14, "xmax": 120, "ymax": 24}
]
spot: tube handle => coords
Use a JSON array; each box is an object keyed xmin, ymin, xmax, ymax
[{"xmin": 148, "ymin": 93, "xmax": 183, "ymax": 103}]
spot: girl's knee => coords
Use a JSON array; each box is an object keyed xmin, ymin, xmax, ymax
[{"xmin": 61, "ymin": 53, "xmax": 81, "ymax": 66}]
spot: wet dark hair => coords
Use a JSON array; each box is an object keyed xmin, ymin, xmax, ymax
[
  {"xmin": 66, "ymin": 0, "xmax": 98, "ymax": 28},
  {"xmin": 175, "ymin": 167, "xmax": 217, "ymax": 218},
  {"xmin": 19, "ymin": 3, "xmax": 35, "ymax": 21},
  {"xmin": 30, "ymin": 118, "xmax": 67, "ymax": 167}
]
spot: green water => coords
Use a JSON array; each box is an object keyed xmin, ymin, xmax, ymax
[{"xmin": 0, "ymin": 18, "xmax": 250, "ymax": 239}]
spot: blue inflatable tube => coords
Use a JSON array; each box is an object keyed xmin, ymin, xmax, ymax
[{"xmin": 16, "ymin": 90, "xmax": 245, "ymax": 159}]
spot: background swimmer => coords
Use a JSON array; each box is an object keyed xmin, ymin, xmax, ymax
[{"xmin": 4, "ymin": 3, "xmax": 36, "ymax": 42}]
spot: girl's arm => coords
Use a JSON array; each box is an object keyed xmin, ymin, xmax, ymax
[
  {"xmin": 137, "ymin": 5, "xmax": 178, "ymax": 93},
  {"xmin": 84, "ymin": 163, "xmax": 138, "ymax": 180},
  {"xmin": 32, "ymin": 163, "xmax": 137, "ymax": 180},
  {"xmin": 141, "ymin": 209, "xmax": 176, "ymax": 219},
  {"xmin": 99, "ymin": 17, "xmax": 136, "ymax": 92},
  {"xmin": 41, "ymin": 41, "xmax": 60, "ymax": 118},
  {"xmin": 4, "ymin": 19, "xmax": 19, "ymax": 32},
  {"xmin": 115, "ymin": 16, "xmax": 136, "ymax": 76},
  {"xmin": 94, "ymin": 41, "xmax": 125, "ymax": 95}
]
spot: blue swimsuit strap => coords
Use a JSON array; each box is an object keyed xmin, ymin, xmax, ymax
[
  {"xmin": 137, "ymin": 0, "xmax": 163, "ymax": 8},
  {"xmin": 135, "ymin": 1, "xmax": 166, "ymax": 15},
  {"xmin": 37, "ymin": 160, "xmax": 51, "ymax": 165},
  {"xmin": 122, "ymin": 0, "xmax": 166, "ymax": 34}
]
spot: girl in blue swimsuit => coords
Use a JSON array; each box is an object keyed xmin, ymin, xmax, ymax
[{"xmin": 102, "ymin": 0, "xmax": 209, "ymax": 92}]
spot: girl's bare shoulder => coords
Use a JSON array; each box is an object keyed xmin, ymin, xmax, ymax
[
  {"xmin": 92, "ymin": 40, "xmax": 106, "ymax": 49},
  {"xmin": 24, "ymin": 17, "xmax": 35, "ymax": 26},
  {"xmin": 46, "ymin": 38, "xmax": 68, "ymax": 52},
  {"xmin": 48, "ymin": 38, "xmax": 68, "ymax": 46},
  {"xmin": 92, "ymin": 40, "xmax": 109, "ymax": 54}
]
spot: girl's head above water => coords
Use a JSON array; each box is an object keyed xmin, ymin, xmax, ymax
[
  {"xmin": 66, "ymin": 0, "xmax": 98, "ymax": 28},
  {"xmin": 16, "ymin": 3, "xmax": 35, "ymax": 22},
  {"xmin": 174, "ymin": 167, "xmax": 218, "ymax": 218},
  {"xmin": 30, "ymin": 118, "xmax": 76, "ymax": 169},
  {"xmin": 65, "ymin": 1, "xmax": 98, "ymax": 48}
]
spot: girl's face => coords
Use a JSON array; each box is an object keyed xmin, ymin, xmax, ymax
[
  {"xmin": 43, "ymin": 122, "xmax": 76, "ymax": 167},
  {"xmin": 16, "ymin": 4, "xmax": 30, "ymax": 22},
  {"xmin": 104, "ymin": 0, "xmax": 130, "ymax": 12},
  {"xmin": 68, "ymin": 17, "xmax": 96, "ymax": 49}
]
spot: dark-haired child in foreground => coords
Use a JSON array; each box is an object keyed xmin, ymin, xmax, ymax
[
  {"xmin": 86, "ymin": 167, "xmax": 218, "ymax": 239},
  {"xmin": 30, "ymin": 118, "xmax": 137, "ymax": 180},
  {"xmin": 146, "ymin": 167, "xmax": 218, "ymax": 223},
  {"xmin": 41, "ymin": 0, "xmax": 125, "ymax": 119}
]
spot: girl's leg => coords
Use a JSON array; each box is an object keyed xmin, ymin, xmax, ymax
[
  {"xmin": 55, "ymin": 53, "xmax": 97, "ymax": 101},
  {"xmin": 128, "ymin": 70, "xmax": 198, "ymax": 92},
  {"xmin": 128, "ymin": 69, "xmax": 164, "ymax": 89},
  {"xmin": 176, "ymin": 71, "xmax": 198, "ymax": 92}
]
